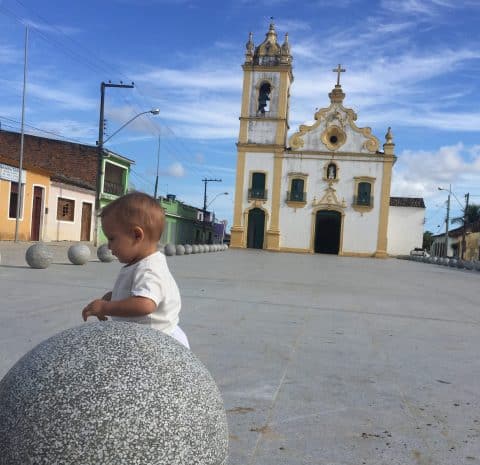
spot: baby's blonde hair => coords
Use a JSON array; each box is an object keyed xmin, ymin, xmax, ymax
[{"xmin": 100, "ymin": 192, "xmax": 165, "ymax": 242}]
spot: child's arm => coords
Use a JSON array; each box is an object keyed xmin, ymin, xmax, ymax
[{"xmin": 82, "ymin": 296, "xmax": 156, "ymax": 321}]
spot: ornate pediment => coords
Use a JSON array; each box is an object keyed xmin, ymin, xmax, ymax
[
  {"xmin": 312, "ymin": 185, "xmax": 346, "ymax": 210},
  {"xmin": 288, "ymin": 84, "xmax": 380, "ymax": 154}
]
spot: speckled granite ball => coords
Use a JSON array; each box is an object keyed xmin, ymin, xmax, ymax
[
  {"xmin": 25, "ymin": 243, "xmax": 53, "ymax": 269},
  {"xmin": 164, "ymin": 243, "xmax": 176, "ymax": 256},
  {"xmin": 0, "ymin": 322, "xmax": 228, "ymax": 465},
  {"xmin": 184, "ymin": 244, "xmax": 192, "ymax": 255},
  {"xmin": 176, "ymin": 245, "xmax": 185, "ymax": 256},
  {"xmin": 67, "ymin": 244, "xmax": 91, "ymax": 265},
  {"xmin": 97, "ymin": 244, "xmax": 115, "ymax": 262}
]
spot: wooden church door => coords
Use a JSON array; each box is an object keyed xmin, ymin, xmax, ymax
[
  {"xmin": 314, "ymin": 210, "xmax": 341, "ymax": 254},
  {"xmin": 247, "ymin": 208, "xmax": 265, "ymax": 249}
]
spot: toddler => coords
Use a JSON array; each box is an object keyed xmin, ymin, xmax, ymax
[{"xmin": 82, "ymin": 192, "xmax": 189, "ymax": 348}]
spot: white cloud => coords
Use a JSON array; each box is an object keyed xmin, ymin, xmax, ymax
[
  {"xmin": 165, "ymin": 162, "xmax": 185, "ymax": 177},
  {"xmin": 23, "ymin": 19, "xmax": 81, "ymax": 35},
  {"xmin": 28, "ymin": 83, "xmax": 96, "ymax": 111}
]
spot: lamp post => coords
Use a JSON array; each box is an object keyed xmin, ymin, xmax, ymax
[
  {"xmin": 95, "ymin": 89, "xmax": 159, "ymax": 243},
  {"xmin": 202, "ymin": 178, "xmax": 222, "ymax": 244},
  {"xmin": 438, "ymin": 185, "xmax": 451, "ymax": 258},
  {"xmin": 207, "ymin": 192, "xmax": 228, "ymax": 244}
]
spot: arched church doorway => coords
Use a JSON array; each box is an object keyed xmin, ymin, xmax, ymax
[
  {"xmin": 247, "ymin": 208, "xmax": 265, "ymax": 249},
  {"xmin": 314, "ymin": 210, "xmax": 341, "ymax": 254}
]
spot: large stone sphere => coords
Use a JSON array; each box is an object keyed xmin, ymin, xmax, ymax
[
  {"xmin": 25, "ymin": 243, "xmax": 53, "ymax": 269},
  {"xmin": 164, "ymin": 243, "xmax": 176, "ymax": 256},
  {"xmin": 97, "ymin": 244, "xmax": 115, "ymax": 262},
  {"xmin": 192, "ymin": 244, "xmax": 199, "ymax": 254},
  {"xmin": 474, "ymin": 261, "xmax": 480, "ymax": 271},
  {"xmin": 67, "ymin": 244, "xmax": 91, "ymax": 265},
  {"xmin": 464, "ymin": 260, "xmax": 475, "ymax": 270},
  {"xmin": 176, "ymin": 244, "xmax": 185, "ymax": 256},
  {"xmin": 0, "ymin": 322, "xmax": 228, "ymax": 465},
  {"xmin": 448, "ymin": 258, "xmax": 457, "ymax": 267},
  {"xmin": 184, "ymin": 244, "xmax": 192, "ymax": 255},
  {"xmin": 198, "ymin": 244, "xmax": 204, "ymax": 253}
]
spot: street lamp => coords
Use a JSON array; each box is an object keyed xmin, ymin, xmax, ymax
[
  {"xmin": 207, "ymin": 192, "xmax": 229, "ymax": 209},
  {"xmin": 95, "ymin": 106, "xmax": 159, "ymax": 244},
  {"xmin": 103, "ymin": 108, "xmax": 160, "ymax": 145},
  {"xmin": 438, "ymin": 185, "xmax": 452, "ymax": 258}
]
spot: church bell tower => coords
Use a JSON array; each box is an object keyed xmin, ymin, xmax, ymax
[
  {"xmin": 231, "ymin": 22, "xmax": 293, "ymax": 249},
  {"xmin": 238, "ymin": 22, "xmax": 293, "ymax": 147}
]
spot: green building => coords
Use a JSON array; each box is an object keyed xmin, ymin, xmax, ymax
[
  {"xmin": 98, "ymin": 149, "xmax": 135, "ymax": 244},
  {"xmin": 159, "ymin": 194, "xmax": 214, "ymax": 245}
]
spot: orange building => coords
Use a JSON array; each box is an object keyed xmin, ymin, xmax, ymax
[{"xmin": 0, "ymin": 157, "xmax": 50, "ymax": 241}]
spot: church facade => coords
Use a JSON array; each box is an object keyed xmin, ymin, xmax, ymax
[{"xmin": 230, "ymin": 23, "xmax": 424, "ymax": 257}]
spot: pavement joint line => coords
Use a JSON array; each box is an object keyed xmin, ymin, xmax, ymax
[
  {"xmin": 246, "ymin": 309, "xmax": 311, "ymax": 465},
  {"xmin": 182, "ymin": 294, "xmax": 480, "ymax": 326}
]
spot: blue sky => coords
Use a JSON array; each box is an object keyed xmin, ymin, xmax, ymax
[{"xmin": 1, "ymin": 0, "xmax": 480, "ymax": 235}]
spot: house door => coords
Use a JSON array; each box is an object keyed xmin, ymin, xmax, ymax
[
  {"xmin": 247, "ymin": 208, "xmax": 265, "ymax": 249},
  {"xmin": 81, "ymin": 203, "xmax": 92, "ymax": 241},
  {"xmin": 314, "ymin": 210, "xmax": 341, "ymax": 254},
  {"xmin": 30, "ymin": 186, "xmax": 43, "ymax": 241}
]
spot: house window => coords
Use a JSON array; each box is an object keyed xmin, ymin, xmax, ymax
[
  {"xmin": 258, "ymin": 82, "xmax": 271, "ymax": 114},
  {"xmin": 289, "ymin": 178, "xmax": 305, "ymax": 202},
  {"xmin": 104, "ymin": 163, "xmax": 125, "ymax": 196},
  {"xmin": 57, "ymin": 198, "xmax": 75, "ymax": 222},
  {"xmin": 8, "ymin": 182, "xmax": 24, "ymax": 219},
  {"xmin": 356, "ymin": 182, "xmax": 372, "ymax": 206},
  {"xmin": 249, "ymin": 172, "xmax": 267, "ymax": 200}
]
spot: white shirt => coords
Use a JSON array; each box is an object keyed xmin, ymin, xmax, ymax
[{"xmin": 111, "ymin": 251, "xmax": 180, "ymax": 335}]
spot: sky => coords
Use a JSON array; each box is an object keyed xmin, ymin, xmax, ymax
[{"xmin": 1, "ymin": 0, "xmax": 480, "ymax": 236}]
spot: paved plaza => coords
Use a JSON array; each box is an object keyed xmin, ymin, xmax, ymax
[{"xmin": 0, "ymin": 242, "xmax": 479, "ymax": 465}]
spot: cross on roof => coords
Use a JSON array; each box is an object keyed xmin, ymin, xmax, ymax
[{"xmin": 332, "ymin": 64, "xmax": 346, "ymax": 86}]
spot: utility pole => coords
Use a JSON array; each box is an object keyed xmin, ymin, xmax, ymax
[
  {"xmin": 202, "ymin": 178, "xmax": 222, "ymax": 244},
  {"xmin": 462, "ymin": 192, "xmax": 470, "ymax": 260},
  {"xmin": 444, "ymin": 186, "xmax": 451, "ymax": 258},
  {"xmin": 154, "ymin": 135, "xmax": 160, "ymax": 199},
  {"xmin": 95, "ymin": 81, "xmax": 134, "ymax": 244},
  {"xmin": 14, "ymin": 26, "xmax": 28, "ymax": 242}
]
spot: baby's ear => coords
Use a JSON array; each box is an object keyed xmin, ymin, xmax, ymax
[{"xmin": 133, "ymin": 226, "xmax": 145, "ymax": 241}]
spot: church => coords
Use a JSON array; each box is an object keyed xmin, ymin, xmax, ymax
[{"xmin": 230, "ymin": 22, "xmax": 425, "ymax": 257}]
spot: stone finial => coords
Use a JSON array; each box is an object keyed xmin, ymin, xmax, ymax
[
  {"xmin": 245, "ymin": 32, "xmax": 254, "ymax": 63},
  {"xmin": 385, "ymin": 126, "xmax": 394, "ymax": 144},
  {"xmin": 328, "ymin": 85, "xmax": 345, "ymax": 104}
]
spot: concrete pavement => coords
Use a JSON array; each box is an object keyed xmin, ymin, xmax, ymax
[{"xmin": 0, "ymin": 242, "xmax": 479, "ymax": 465}]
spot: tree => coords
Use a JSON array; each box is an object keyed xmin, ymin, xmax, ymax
[
  {"xmin": 451, "ymin": 204, "xmax": 480, "ymax": 225},
  {"xmin": 423, "ymin": 231, "xmax": 434, "ymax": 251}
]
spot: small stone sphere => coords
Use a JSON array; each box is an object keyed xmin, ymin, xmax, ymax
[
  {"xmin": 184, "ymin": 244, "xmax": 192, "ymax": 255},
  {"xmin": 192, "ymin": 244, "xmax": 199, "ymax": 254},
  {"xmin": 474, "ymin": 261, "xmax": 480, "ymax": 271},
  {"xmin": 25, "ymin": 243, "xmax": 53, "ymax": 269},
  {"xmin": 224, "ymin": 244, "xmax": 229, "ymax": 250},
  {"xmin": 205, "ymin": 245, "xmax": 212, "ymax": 253},
  {"xmin": 164, "ymin": 243, "xmax": 176, "ymax": 256},
  {"xmin": 97, "ymin": 244, "xmax": 115, "ymax": 262},
  {"xmin": 67, "ymin": 244, "xmax": 91, "ymax": 265},
  {"xmin": 448, "ymin": 259, "xmax": 457, "ymax": 267},
  {"xmin": 464, "ymin": 260, "xmax": 475, "ymax": 270},
  {"xmin": 0, "ymin": 322, "xmax": 228, "ymax": 465},
  {"xmin": 214, "ymin": 245, "xmax": 220, "ymax": 252},
  {"xmin": 456, "ymin": 260, "xmax": 465, "ymax": 269},
  {"xmin": 176, "ymin": 244, "xmax": 185, "ymax": 256},
  {"xmin": 198, "ymin": 244, "xmax": 205, "ymax": 253}
]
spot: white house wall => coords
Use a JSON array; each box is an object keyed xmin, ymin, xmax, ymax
[
  {"xmin": 44, "ymin": 182, "xmax": 95, "ymax": 241},
  {"xmin": 387, "ymin": 206, "xmax": 424, "ymax": 255}
]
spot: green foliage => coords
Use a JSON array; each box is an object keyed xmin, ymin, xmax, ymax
[
  {"xmin": 423, "ymin": 231, "xmax": 434, "ymax": 250},
  {"xmin": 451, "ymin": 204, "xmax": 480, "ymax": 225}
]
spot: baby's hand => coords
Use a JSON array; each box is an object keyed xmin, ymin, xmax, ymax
[{"xmin": 82, "ymin": 299, "xmax": 109, "ymax": 321}]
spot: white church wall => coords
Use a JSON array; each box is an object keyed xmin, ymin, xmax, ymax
[
  {"xmin": 278, "ymin": 155, "xmax": 385, "ymax": 253},
  {"xmin": 387, "ymin": 206, "xmax": 425, "ymax": 256},
  {"xmin": 243, "ymin": 152, "xmax": 275, "ymax": 219},
  {"xmin": 247, "ymin": 120, "xmax": 279, "ymax": 145}
]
